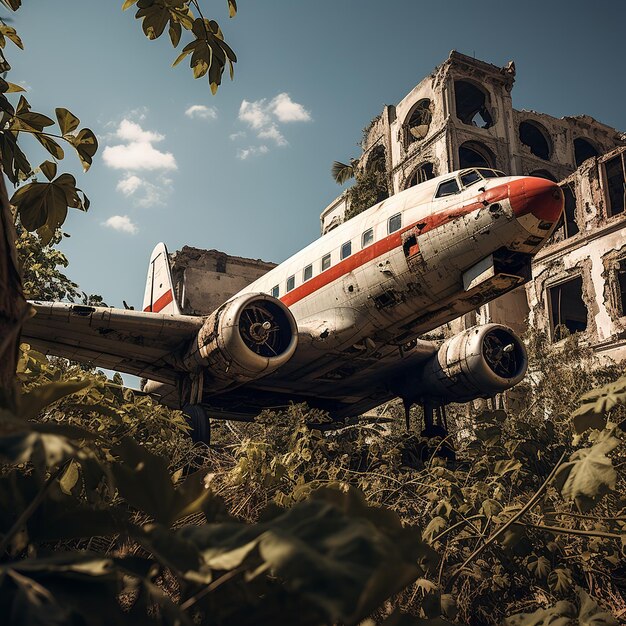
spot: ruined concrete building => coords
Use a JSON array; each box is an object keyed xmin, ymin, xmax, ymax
[
  {"xmin": 321, "ymin": 51, "xmax": 626, "ymax": 362},
  {"xmin": 168, "ymin": 246, "xmax": 275, "ymax": 316}
]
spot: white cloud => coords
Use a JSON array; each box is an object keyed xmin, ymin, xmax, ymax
[
  {"xmin": 229, "ymin": 131, "xmax": 246, "ymax": 141},
  {"xmin": 270, "ymin": 93, "xmax": 311, "ymax": 123},
  {"xmin": 116, "ymin": 119, "xmax": 164, "ymax": 143},
  {"xmin": 114, "ymin": 174, "xmax": 172, "ymax": 208},
  {"xmin": 239, "ymin": 99, "xmax": 271, "ymax": 130},
  {"xmin": 237, "ymin": 145, "xmax": 269, "ymax": 160},
  {"xmin": 185, "ymin": 104, "xmax": 218, "ymax": 120},
  {"xmin": 257, "ymin": 124, "xmax": 287, "ymax": 146},
  {"xmin": 116, "ymin": 174, "xmax": 143, "ymax": 196},
  {"xmin": 235, "ymin": 93, "xmax": 310, "ymax": 157},
  {"xmin": 103, "ymin": 215, "xmax": 138, "ymax": 234},
  {"xmin": 103, "ymin": 119, "xmax": 176, "ymax": 171}
]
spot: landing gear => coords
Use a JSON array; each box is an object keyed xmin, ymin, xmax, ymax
[
  {"xmin": 182, "ymin": 404, "xmax": 211, "ymax": 445},
  {"xmin": 403, "ymin": 398, "xmax": 455, "ymax": 462}
]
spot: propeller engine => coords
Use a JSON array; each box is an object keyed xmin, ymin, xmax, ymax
[
  {"xmin": 416, "ymin": 324, "xmax": 527, "ymax": 403},
  {"xmin": 183, "ymin": 293, "xmax": 298, "ymax": 386}
]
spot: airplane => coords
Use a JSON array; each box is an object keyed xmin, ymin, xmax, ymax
[{"xmin": 23, "ymin": 168, "xmax": 564, "ymax": 443}]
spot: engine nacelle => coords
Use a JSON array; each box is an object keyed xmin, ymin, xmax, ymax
[
  {"xmin": 418, "ymin": 324, "xmax": 527, "ymax": 403},
  {"xmin": 183, "ymin": 293, "xmax": 298, "ymax": 386}
]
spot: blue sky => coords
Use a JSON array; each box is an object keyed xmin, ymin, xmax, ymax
[{"xmin": 8, "ymin": 1, "xmax": 626, "ymax": 308}]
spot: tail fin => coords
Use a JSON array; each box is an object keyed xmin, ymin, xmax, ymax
[{"xmin": 142, "ymin": 242, "xmax": 181, "ymax": 315}]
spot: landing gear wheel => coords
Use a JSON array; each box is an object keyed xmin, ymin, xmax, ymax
[{"xmin": 182, "ymin": 404, "xmax": 211, "ymax": 445}]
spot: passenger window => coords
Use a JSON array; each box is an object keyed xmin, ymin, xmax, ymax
[
  {"xmin": 460, "ymin": 170, "xmax": 481, "ymax": 187},
  {"xmin": 303, "ymin": 264, "xmax": 313, "ymax": 281},
  {"xmin": 271, "ymin": 285, "xmax": 279, "ymax": 298},
  {"xmin": 362, "ymin": 228, "xmax": 374, "ymax": 248},
  {"xmin": 321, "ymin": 253, "xmax": 331, "ymax": 272},
  {"xmin": 435, "ymin": 178, "xmax": 460, "ymax": 197},
  {"xmin": 286, "ymin": 275, "xmax": 295, "ymax": 292},
  {"xmin": 388, "ymin": 213, "xmax": 402, "ymax": 234},
  {"xmin": 340, "ymin": 241, "xmax": 352, "ymax": 260}
]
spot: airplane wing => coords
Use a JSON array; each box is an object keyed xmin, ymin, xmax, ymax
[{"xmin": 22, "ymin": 302, "xmax": 204, "ymax": 383}]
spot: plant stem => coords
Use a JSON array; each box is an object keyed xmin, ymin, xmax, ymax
[
  {"xmin": 520, "ymin": 521, "xmax": 624, "ymax": 541},
  {"xmin": 444, "ymin": 451, "xmax": 566, "ymax": 593}
]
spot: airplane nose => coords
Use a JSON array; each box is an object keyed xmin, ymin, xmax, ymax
[{"xmin": 508, "ymin": 177, "xmax": 564, "ymax": 223}]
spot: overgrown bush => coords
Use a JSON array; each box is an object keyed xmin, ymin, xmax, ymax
[{"xmin": 1, "ymin": 337, "xmax": 625, "ymax": 625}]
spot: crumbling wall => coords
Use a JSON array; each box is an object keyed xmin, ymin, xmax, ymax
[{"xmin": 169, "ymin": 246, "xmax": 276, "ymax": 316}]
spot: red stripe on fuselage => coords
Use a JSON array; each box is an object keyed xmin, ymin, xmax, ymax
[
  {"xmin": 280, "ymin": 183, "xmax": 509, "ymax": 308},
  {"xmin": 143, "ymin": 289, "xmax": 174, "ymax": 313}
]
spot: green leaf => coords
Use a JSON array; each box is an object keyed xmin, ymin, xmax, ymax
[
  {"xmin": 423, "ymin": 516, "xmax": 447, "ymax": 542},
  {"xmin": 0, "ymin": 431, "xmax": 75, "ymax": 467},
  {"xmin": 548, "ymin": 567, "xmax": 572, "ymax": 593},
  {"xmin": 504, "ymin": 601, "xmax": 576, "ymax": 626},
  {"xmin": 111, "ymin": 437, "xmax": 211, "ymax": 525},
  {"xmin": 69, "ymin": 128, "xmax": 98, "ymax": 171},
  {"xmin": 172, "ymin": 48, "xmax": 191, "ymax": 67},
  {"xmin": 34, "ymin": 133, "xmax": 64, "ymax": 160},
  {"xmin": 554, "ymin": 430, "xmax": 621, "ymax": 512},
  {"xmin": 55, "ymin": 107, "xmax": 80, "ymax": 136},
  {"xmin": 168, "ymin": 21, "xmax": 181, "ymax": 47},
  {"xmin": 59, "ymin": 460, "xmax": 80, "ymax": 495},
  {"xmin": 577, "ymin": 588, "xmax": 619, "ymax": 626},
  {"xmin": 179, "ymin": 486, "xmax": 436, "ymax": 625},
  {"xmin": 39, "ymin": 160, "xmax": 57, "ymax": 182},
  {"xmin": 526, "ymin": 554, "xmax": 551, "ymax": 579},
  {"xmin": 18, "ymin": 380, "xmax": 92, "ymax": 420},
  {"xmin": 0, "ymin": 25, "xmax": 23, "ymax": 48}
]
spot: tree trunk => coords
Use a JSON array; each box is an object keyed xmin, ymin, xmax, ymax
[{"xmin": 0, "ymin": 174, "xmax": 27, "ymax": 397}]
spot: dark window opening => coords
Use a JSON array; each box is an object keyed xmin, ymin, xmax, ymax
[
  {"xmin": 271, "ymin": 285, "xmax": 279, "ymax": 298},
  {"xmin": 519, "ymin": 121, "xmax": 551, "ymax": 160},
  {"xmin": 529, "ymin": 169, "xmax": 557, "ymax": 182},
  {"xmin": 435, "ymin": 178, "xmax": 460, "ymax": 198},
  {"xmin": 459, "ymin": 141, "xmax": 494, "ymax": 169},
  {"xmin": 362, "ymin": 228, "xmax": 374, "ymax": 248},
  {"xmin": 321, "ymin": 253, "xmax": 331, "ymax": 271},
  {"xmin": 618, "ymin": 259, "xmax": 626, "ymax": 317},
  {"xmin": 286, "ymin": 275, "xmax": 295, "ymax": 292},
  {"xmin": 454, "ymin": 80, "xmax": 494, "ymax": 129},
  {"xmin": 340, "ymin": 241, "xmax": 352, "ymax": 260},
  {"xmin": 605, "ymin": 153, "xmax": 625, "ymax": 216},
  {"xmin": 574, "ymin": 138, "xmax": 599, "ymax": 167},
  {"xmin": 406, "ymin": 99, "xmax": 432, "ymax": 143},
  {"xmin": 303, "ymin": 264, "xmax": 313, "ymax": 282},
  {"xmin": 388, "ymin": 213, "xmax": 402, "ymax": 233},
  {"xmin": 549, "ymin": 276, "xmax": 587, "ymax": 341},
  {"xmin": 407, "ymin": 162, "xmax": 435, "ymax": 188}
]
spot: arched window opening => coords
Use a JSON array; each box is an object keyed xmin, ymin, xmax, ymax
[
  {"xmin": 519, "ymin": 121, "xmax": 551, "ymax": 160},
  {"xmin": 406, "ymin": 99, "xmax": 432, "ymax": 143},
  {"xmin": 366, "ymin": 144, "xmax": 387, "ymax": 175},
  {"xmin": 407, "ymin": 162, "xmax": 435, "ymax": 188},
  {"xmin": 454, "ymin": 80, "xmax": 494, "ymax": 129},
  {"xmin": 529, "ymin": 169, "xmax": 557, "ymax": 182},
  {"xmin": 459, "ymin": 141, "xmax": 495, "ymax": 169},
  {"xmin": 574, "ymin": 138, "xmax": 599, "ymax": 167}
]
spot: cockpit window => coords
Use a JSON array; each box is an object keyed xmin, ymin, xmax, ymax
[
  {"xmin": 435, "ymin": 178, "xmax": 460, "ymax": 198},
  {"xmin": 460, "ymin": 170, "xmax": 481, "ymax": 187},
  {"xmin": 477, "ymin": 168, "xmax": 505, "ymax": 178}
]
